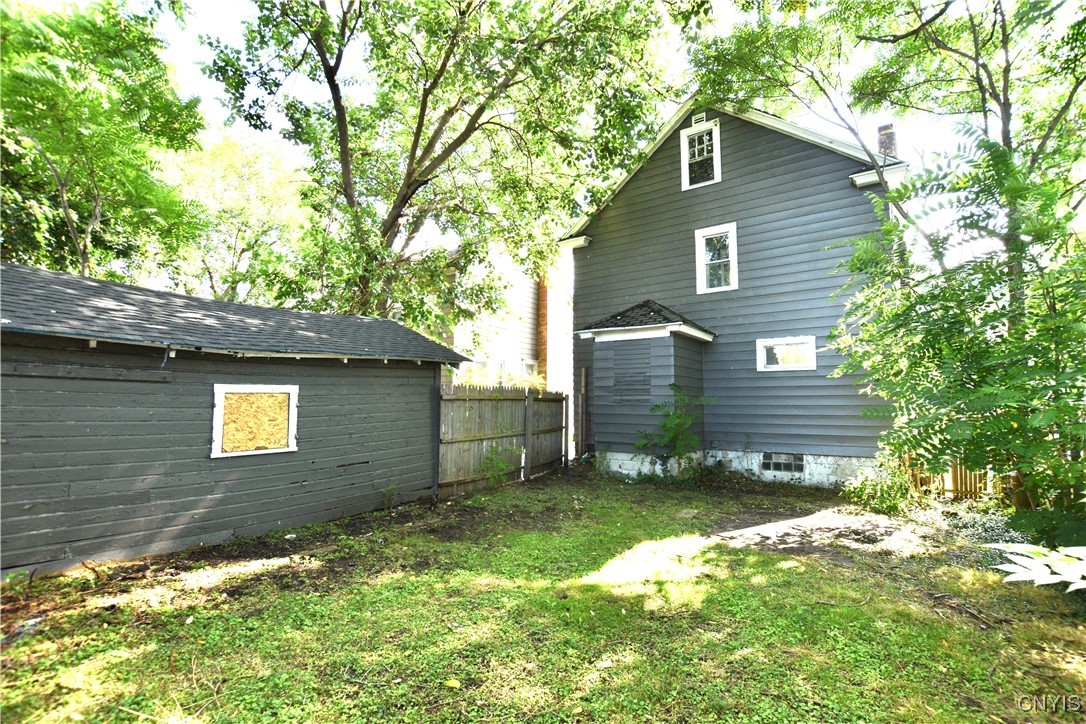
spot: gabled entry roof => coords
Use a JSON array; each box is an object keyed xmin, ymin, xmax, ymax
[
  {"xmin": 577, "ymin": 300, "xmax": 715, "ymax": 342},
  {"xmin": 0, "ymin": 263, "xmax": 470, "ymax": 364}
]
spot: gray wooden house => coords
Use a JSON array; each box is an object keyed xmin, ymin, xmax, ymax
[
  {"xmin": 563, "ymin": 101, "xmax": 905, "ymax": 485},
  {"xmin": 1, "ymin": 264, "xmax": 468, "ymax": 573}
]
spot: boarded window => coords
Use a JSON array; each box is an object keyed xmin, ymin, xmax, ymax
[
  {"xmin": 614, "ymin": 372, "xmax": 650, "ymax": 404},
  {"xmin": 212, "ymin": 384, "xmax": 299, "ymax": 458}
]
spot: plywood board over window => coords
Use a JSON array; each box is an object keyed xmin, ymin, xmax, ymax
[{"xmin": 211, "ymin": 384, "xmax": 299, "ymax": 458}]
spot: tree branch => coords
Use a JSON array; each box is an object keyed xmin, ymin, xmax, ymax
[
  {"xmin": 857, "ymin": 0, "xmax": 955, "ymax": 43},
  {"xmin": 1029, "ymin": 75, "xmax": 1085, "ymax": 171}
]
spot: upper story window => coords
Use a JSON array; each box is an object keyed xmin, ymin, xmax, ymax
[
  {"xmin": 695, "ymin": 222, "xmax": 738, "ymax": 294},
  {"xmin": 756, "ymin": 336, "xmax": 817, "ymax": 372},
  {"xmin": 680, "ymin": 117, "xmax": 721, "ymax": 190}
]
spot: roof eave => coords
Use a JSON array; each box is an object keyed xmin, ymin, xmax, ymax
[
  {"xmin": 849, "ymin": 163, "xmax": 909, "ymax": 189},
  {"xmin": 577, "ymin": 321, "xmax": 714, "ymax": 343},
  {"xmin": 1, "ymin": 326, "xmax": 469, "ymax": 365}
]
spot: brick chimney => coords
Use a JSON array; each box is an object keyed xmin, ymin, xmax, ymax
[{"xmin": 878, "ymin": 124, "xmax": 897, "ymax": 158}]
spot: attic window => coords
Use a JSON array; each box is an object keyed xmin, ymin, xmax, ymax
[
  {"xmin": 680, "ymin": 117, "xmax": 721, "ymax": 190},
  {"xmin": 211, "ymin": 384, "xmax": 299, "ymax": 458}
]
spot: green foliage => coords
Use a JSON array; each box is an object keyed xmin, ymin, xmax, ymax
[
  {"xmin": 831, "ymin": 133, "xmax": 1086, "ymax": 505},
  {"xmin": 842, "ymin": 453, "xmax": 917, "ymax": 515},
  {"xmin": 1009, "ymin": 508, "xmax": 1086, "ymax": 548},
  {"xmin": 152, "ymin": 127, "xmax": 307, "ymax": 304},
  {"xmin": 1, "ymin": 0, "xmax": 203, "ymax": 278},
  {"xmin": 636, "ymin": 384, "xmax": 714, "ymax": 478},
  {"xmin": 476, "ymin": 442, "xmax": 523, "ymax": 485},
  {"xmin": 986, "ymin": 543, "xmax": 1086, "ymax": 594},
  {"xmin": 204, "ymin": 0, "xmax": 670, "ymax": 333},
  {"xmin": 689, "ymin": 0, "xmax": 1086, "ymax": 510}
]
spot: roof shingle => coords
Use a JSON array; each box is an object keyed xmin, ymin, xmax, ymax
[
  {"xmin": 0, "ymin": 264, "xmax": 469, "ymax": 364},
  {"xmin": 577, "ymin": 300, "xmax": 715, "ymax": 337}
]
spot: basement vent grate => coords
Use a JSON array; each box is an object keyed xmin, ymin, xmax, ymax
[{"xmin": 762, "ymin": 452, "xmax": 804, "ymax": 474}]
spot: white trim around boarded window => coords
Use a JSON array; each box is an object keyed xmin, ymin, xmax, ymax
[
  {"xmin": 756, "ymin": 336, "xmax": 817, "ymax": 372},
  {"xmin": 695, "ymin": 222, "xmax": 738, "ymax": 294},
  {"xmin": 211, "ymin": 384, "xmax": 299, "ymax": 458},
  {"xmin": 680, "ymin": 118, "xmax": 721, "ymax": 190}
]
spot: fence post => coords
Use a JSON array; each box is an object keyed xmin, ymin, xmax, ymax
[
  {"xmin": 524, "ymin": 389, "xmax": 534, "ymax": 480},
  {"xmin": 562, "ymin": 393, "xmax": 569, "ymax": 467}
]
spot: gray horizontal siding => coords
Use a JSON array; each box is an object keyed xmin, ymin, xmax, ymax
[
  {"xmin": 574, "ymin": 110, "xmax": 887, "ymax": 458},
  {"xmin": 671, "ymin": 334, "xmax": 705, "ymax": 445},
  {"xmin": 591, "ymin": 339, "xmax": 652, "ymax": 448},
  {"xmin": 589, "ymin": 335, "xmax": 709, "ymax": 454},
  {"xmin": 1, "ymin": 332, "xmax": 439, "ymax": 572}
]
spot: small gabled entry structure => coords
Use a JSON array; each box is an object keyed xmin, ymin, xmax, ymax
[{"xmin": 576, "ymin": 300, "xmax": 714, "ymax": 454}]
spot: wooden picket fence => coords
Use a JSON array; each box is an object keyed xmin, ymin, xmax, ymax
[
  {"xmin": 905, "ymin": 457, "xmax": 1003, "ymax": 500},
  {"xmin": 438, "ymin": 384, "xmax": 567, "ymax": 497}
]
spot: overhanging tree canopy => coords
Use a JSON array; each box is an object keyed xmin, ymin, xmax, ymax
[
  {"xmin": 0, "ymin": 0, "xmax": 203, "ymax": 277},
  {"xmin": 205, "ymin": 0, "xmax": 670, "ymax": 330}
]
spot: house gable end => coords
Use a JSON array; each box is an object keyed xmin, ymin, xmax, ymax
[
  {"xmin": 567, "ymin": 101, "xmax": 903, "ymax": 241},
  {"xmin": 569, "ymin": 106, "xmax": 890, "ymax": 471}
]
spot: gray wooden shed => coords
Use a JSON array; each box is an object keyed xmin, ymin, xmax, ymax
[{"xmin": 0, "ymin": 264, "xmax": 468, "ymax": 574}]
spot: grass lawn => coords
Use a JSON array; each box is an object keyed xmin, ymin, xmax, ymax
[{"xmin": 2, "ymin": 469, "xmax": 1083, "ymax": 722}]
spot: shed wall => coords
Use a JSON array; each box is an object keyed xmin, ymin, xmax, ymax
[
  {"xmin": 574, "ymin": 110, "xmax": 886, "ymax": 458},
  {"xmin": 1, "ymin": 332, "xmax": 439, "ymax": 573}
]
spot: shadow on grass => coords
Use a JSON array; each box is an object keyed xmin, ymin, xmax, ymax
[{"xmin": 3, "ymin": 471, "xmax": 1084, "ymax": 723}]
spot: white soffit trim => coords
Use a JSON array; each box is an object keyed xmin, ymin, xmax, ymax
[
  {"xmin": 849, "ymin": 163, "xmax": 908, "ymax": 189},
  {"xmin": 558, "ymin": 235, "xmax": 591, "ymax": 249},
  {"xmin": 559, "ymin": 96, "xmax": 907, "ymax": 239},
  {"xmin": 578, "ymin": 322, "xmax": 714, "ymax": 343}
]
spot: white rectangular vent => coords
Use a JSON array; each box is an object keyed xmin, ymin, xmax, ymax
[{"xmin": 692, "ymin": 112, "xmax": 707, "ymax": 126}]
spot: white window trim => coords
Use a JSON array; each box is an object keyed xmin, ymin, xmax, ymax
[
  {"xmin": 211, "ymin": 383, "xmax": 299, "ymax": 459},
  {"xmin": 756, "ymin": 336, "xmax": 817, "ymax": 372},
  {"xmin": 695, "ymin": 222, "xmax": 739, "ymax": 294},
  {"xmin": 680, "ymin": 118, "xmax": 721, "ymax": 191}
]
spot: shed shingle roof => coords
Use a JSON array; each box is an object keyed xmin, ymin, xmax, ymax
[
  {"xmin": 578, "ymin": 300, "xmax": 715, "ymax": 337},
  {"xmin": 0, "ymin": 264, "xmax": 469, "ymax": 364}
]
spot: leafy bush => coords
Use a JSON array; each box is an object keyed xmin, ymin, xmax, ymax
[
  {"xmin": 476, "ymin": 443, "xmax": 522, "ymax": 485},
  {"xmin": 987, "ymin": 544, "xmax": 1086, "ymax": 594},
  {"xmin": 830, "ymin": 133, "xmax": 1086, "ymax": 511},
  {"xmin": 842, "ymin": 453, "xmax": 916, "ymax": 515},
  {"xmin": 636, "ymin": 384, "xmax": 714, "ymax": 479},
  {"xmin": 1009, "ymin": 508, "xmax": 1086, "ymax": 548}
]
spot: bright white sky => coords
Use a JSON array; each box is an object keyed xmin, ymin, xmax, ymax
[{"xmin": 26, "ymin": 0, "xmax": 937, "ymax": 163}]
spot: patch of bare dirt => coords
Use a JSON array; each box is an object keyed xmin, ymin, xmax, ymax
[{"xmin": 708, "ymin": 509, "xmax": 939, "ymax": 565}]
